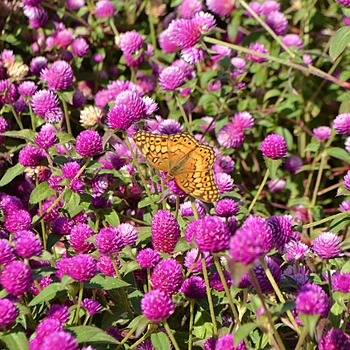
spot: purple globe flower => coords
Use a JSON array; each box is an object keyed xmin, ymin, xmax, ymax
[
  {"xmin": 158, "ymin": 120, "xmax": 183, "ymax": 135},
  {"xmin": 159, "ymin": 29, "xmax": 179, "ymax": 54},
  {"xmin": 284, "ymin": 155, "xmax": 303, "ymax": 173},
  {"xmin": 150, "ymin": 258, "xmax": 183, "ymax": 295},
  {"xmin": 66, "ymin": 0, "xmax": 85, "ymax": 10},
  {"xmin": 13, "ymin": 230, "xmax": 42, "ymax": 258},
  {"xmin": 180, "ymin": 200, "xmax": 206, "ymax": 218},
  {"xmin": 141, "ymin": 290, "xmax": 175, "ymax": 324},
  {"xmin": 251, "ymin": 257, "xmax": 281, "ymax": 293},
  {"xmin": 319, "ymin": 328, "xmax": 350, "ymax": 350},
  {"xmin": 151, "ymin": 210, "xmax": 180, "ymax": 254},
  {"xmin": 95, "ymin": 227, "xmax": 123, "ymax": 254},
  {"xmin": 0, "ymin": 239, "xmax": 15, "ymax": 266},
  {"xmin": 159, "ymin": 66, "xmax": 185, "ymax": 91},
  {"xmin": 261, "ymin": 0, "xmax": 280, "ymax": 14},
  {"xmin": 72, "ymin": 90, "xmax": 85, "ymax": 108},
  {"xmin": 30, "ymin": 275, "xmax": 53, "ymax": 296},
  {"xmin": 184, "ymin": 220, "xmax": 199, "ymax": 242},
  {"xmin": 107, "ymin": 104, "xmax": 135, "ymax": 130},
  {"xmin": 184, "ymin": 248, "xmax": 212, "ymax": 272},
  {"xmin": 344, "ymin": 170, "xmax": 350, "ymax": 191},
  {"xmin": 267, "ymin": 215, "xmax": 294, "ymax": 249},
  {"xmin": 35, "ymin": 124, "xmax": 57, "ymax": 149},
  {"xmin": 215, "ymin": 334, "xmax": 246, "ymax": 350},
  {"xmin": 136, "ymin": 248, "xmax": 161, "ymax": 269},
  {"xmin": 246, "ymin": 1, "xmax": 262, "ymax": 18},
  {"xmin": 215, "ymin": 172, "xmax": 234, "ymax": 194},
  {"xmin": 337, "ymin": 0, "xmax": 350, "ymax": 6},
  {"xmin": 194, "ymin": 216, "xmax": 230, "ymax": 252},
  {"xmin": 27, "ymin": 7, "xmax": 48, "ymax": 29},
  {"xmin": 97, "ymin": 255, "xmax": 119, "ymax": 277},
  {"xmin": 232, "ymin": 111, "xmax": 254, "ymax": 130},
  {"xmin": 31, "ymin": 89, "xmax": 62, "ymax": 122},
  {"xmin": 46, "ymin": 304, "xmax": 70, "ymax": 323},
  {"xmin": 18, "ymin": 144, "xmax": 44, "ymax": 166},
  {"xmin": 69, "ymin": 223, "xmax": 94, "ymax": 253},
  {"xmin": 0, "ymin": 298, "xmax": 19, "ymax": 327},
  {"xmin": 76, "ymin": 130, "xmax": 103, "ymax": 157},
  {"xmin": 209, "ymin": 270, "xmax": 233, "ymax": 292},
  {"xmin": 35, "ymin": 318, "xmax": 64, "ymax": 342},
  {"xmin": 340, "ymin": 200, "xmax": 350, "ymax": 212},
  {"xmin": 81, "ymin": 298, "xmax": 102, "ymax": 315},
  {"xmin": 4, "ymin": 209, "xmax": 32, "ymax": 232},
  {"xmin": 312, "ymin": 231, "xmax": 341, "ymax": 259},
  {"xmin": 18, "ymin": 81, "xmax": 38, "ymax": 97},
  {"xmin": 206, "ymin": 0, "xmax": 235, "ymax": 17},
  {"xmin": 67, "ymin": 254, "xmax": 97, "ymax": 282},
  {"xmin": 180, "ymin": 276, "xmax": 206, "ymax": 299},
  {"xmin": 62, "ymin": 162, "xmax": 81, "ymax": 179},
  {"xmin": 95, "ymin": 0, "xmax": 115, "ymax": 18},
  {"xmin": 51, "ymin": 217, "xmax": 74, "ymax": 235},
  {"xmin": 168, "ymin": 18, "xmax": 201, "ymax": 49},
  {"xmin": 1, "ymin": 260, "xmax": 33, "ymax": 296},
  {"xmin": 72, "ymin": 38, "xmax": 89, "ymax": 57},
  {"xmin": 260, "ymin": 134, "xmax": 287, "ymax": 159},
  {"xmin": 246, "ymin": 43, "xmax": 269, "ymax": 62},
  {"xmin": 120, "ymin": 31, "xmax": 144, "ymax": 55},
  {"xmin": 180, "ymin": 0, "xmax": 203, "ymax": 18},
  {"xmin": 0, "ymin": 196, "xmax": 21, "ymax": 216},
  {"xmin": 296, "ymin": 283, "xmax": 331, "ymax": 318},
  {"xmin": 117, "ymin": 223, "xmax": 137, "ymax": 246},
  {"xmin": 268, "ymin": 179, "xmax": 286, "ymax": 193},
  {"xmin": 265, "ymin": 11, "xmax": 288, "ymax": 36},
  {"xmin": 114, "ymin": 91, "xmax": 146, "ymax": 119},
  {"xmin": 215, "ymin": 198, "xmax": 239, "ymax": 217},
  {"xmin": 285, "ymin": 240, "xmax": 310, "ymax": 262},
  {"xmin": 30, "ymin": 56, "xmax": 48, "ymax": 75},
  {"xmin": 334, "ymin": 113, "xmax": 350, "ymax": 134},
  {"xmin": 313, "ymin": 126, "xmax": 331, "ymax": 140},
  {"xmin": 332, "ymin": 271, "xmax": 350, "ymax": 293},
  {"xmin": 282, "ymin": 34, "xmax": 303, "ymax": 49},
  {"xmin": 43, "ymin": 60, "xmax": 74, "ymax": 91},
  {"xmin": 213, "ymin": 155, "xmax": 234, "ymax": 174},
  {"xmin": 217, "ymin": 123, "xmax": 245, "ymax": 148},
  {"xmin": 41, "ymin": 331, "xmax": 78, "ymax": 350}
]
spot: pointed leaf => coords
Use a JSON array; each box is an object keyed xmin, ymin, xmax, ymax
[
  {"xmin": 330, "ymin": 26, "xmax": 350, "ymax": 61},
  {"xmin": 0, "ymin": 129, "xmax": 36, "ymax": 141},
  {"xmin": 264, "ymin": 157, "xmax": 282, "ymax": 179},
  {"xmin": 28, "ymin": 283, "xmax": 64, "ymax": 306},
  {"xmin": 0, "ymin": 163, "xmax": 25, "ymax": 187},
  {"xmin": 69, "ymin": 326, "xmax": 119, "ymax": 344},
  {"xmin": 298, "ymin": 313, "xmax": 320, "ymax": 336},
  {"xmin": 29, "ymin": 182, "xmax": 56, "ymax": 204},
  {"xmin": 234, "ymin": 323, "xmax": 257, "ymax": 346},
  {"xmin": 1, "ymin": 331, "xmax": 29, "ymax": 350},
  {"xmin": 151, "ymin": 332, "xmax": 171, "ymax": 350}
]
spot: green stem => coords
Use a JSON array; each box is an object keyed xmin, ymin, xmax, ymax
[
  {"xmin": 147, "ymin": 0, "xmax": 157, "ymax": 49},
  {"xmin": 190, "ymin": 197, "xmax": 199, "ymax": 220},
  {"xmin": 175, "ymin": 91, "xmax": 191, "ymax": 133},
  {"xmin": 294, "ymin": 327, "xmax": 308, "ymax": 350},
  {"xmin": 310, "ymin": 152, "xmax": 327, "ymax": 208},
  {"xmin": 163, "ymin": 319, "xmax": 181, "ymax": 350},
  {"xmin": 248, "ymin": 169, "xmax": 270, "ymax": 213},
  {"xmin": 188, "ymin": 299, "xmax": 194, "ymax": 350},
  {"xmin": 303, "ymin": 211, "xmax": 348, "ymax": 229},
  {"xmin": 61, "ymin": 97, "xmax": 72, "ymax": 136},
  {"xmin": 74, "ymin": 282, "xmax": 84, "ymax": 325},
  {"xmin": 115, "ymin": 316, "xmax": 145, "ymax": 350}
]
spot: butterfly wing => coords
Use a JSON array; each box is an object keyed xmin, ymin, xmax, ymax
[
  {"xmin": 133, "ymin": 131, "xmax": 170, "ymax": 172},
  {"xmin": 167, "ymin": 133, "xmax": 199, "ymax": 168}
]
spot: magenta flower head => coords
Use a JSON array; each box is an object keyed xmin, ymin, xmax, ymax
[
  {"xmin": 95, "ymin": 0, "xmax": 115, "ymax": 18},
  {"xmin": 180, "ymin": 276, "xmax": 206, "ymax": 299},
  {"xmin": 296, "ymin": 283, "xmax": 331, "ymax": 318},
  {"xmin": 340, "ymin": 200, "xmax": 350, "ymax": 212},
  {"xmin": 251, "ymin": 257, "xmax": 281, "ymax": 293},
  {"xmin": 114, "ymin": 91, "xmax": 146, "ymax": 119},
  {"xmin": 284, "ymin": 155, "xmax": 303, "ymax": 173},
  {"xmin": 62, "ymin": 161, "xmax": 80, "ymax": 179},
  {"xmin": 265, "ymin": 11, "xmax": 288, "ymax": 36},
  {"xmin": 150, "ymin": 258, "xmax": 183, "ymax": 295},
  {"xmin": 117, "ymin": 223, "xmax": 137, "ymax": 246},
  {"xmin": 0, "ymin": 239, "xmax": 15, "ymax": 266},
  {"xmin": 215, "ymin": 198, "xmax": 239, "ymax": 217},
  {"xmin": 313, "ymin": 126, "xmax": 331, "ymax": 140},
  {"xmin": 151, "ymin": 210, "xmax": 180, "ymax": 254},
  {"xmin": 184, "ymin": 248, "xmax": 212, "ymax": 272},
  {"xmin": 206, "ymin": 0, "xmax": 235, "ymax": 17},
  {"xmin": 141, "ymin": 290, "xmax": 175, "ymax": 324},
  {"xmin": 69, "ymin": 223, "xmax": 94, "ymax": 253},
  {"xmin": 159, "ymin": 66, "xmax": 185, "ymax": 91},
  {"xmin": 180, "ymin": 0, "xmax": 203, "ymax": 18},
  {"xmin": 332, "ymin": 271, "xmax": 350, "ymax": 293},
  {"xmin": 18, "ymin": 81, "xmax": 38, "ymax": 97},
  {"xmin": 67, "ymin": 254, "xmax": 97, "ymax": 282},
  {"xmin": 136, "ymin": 248, "xmax": 161, "ymax": 269},
  {"xmin": 18, "ymin": 144, "xmax": 45, "ymax": 166},
  {"xmin": 217, "ymin": 123, "xmax": 245, "ymax": 148},
  {"xmin": 319, "ymin": 328, "xmax": 350, "ymax": 350},
  {"xmin": 107, "ymin": 105, "xmax": 135, "ymax": 130},
  {"xmin": 260, "ymin": 134, "xmax": 287, "ymax": 159},
  {"xmin": 76, "ymin": 130, "xmax": 103, "ymax": 157},
  {"xmin": 334, "ymin": 113, "xmax": 350, "ymax": 134},
  {"xmin": 95, "ymin": 227, "xmax": 123, "ymax": 254},
  {"xmin": 30, "ymin": 56, "xmax": 48, "ymax": 75},
  {"xmin": 34, "ymin": 318, "xmax": 64, "ymax": 343},
  {"xmin": 0, "ymin": 298, "xmax": 19, "ymax": 328},
  {"xmin": 120, "ymin": 31, "xmax": 144, "ymax": 55},
  {"xmin": 51, "ymin": 217, "xmax": 74, "ymax": 235},
  {"xmin": 0, "ymin": 260, "xmax": 33, "ymax": 296},
  {"xmin": 31, "ymin": 89, "xmax": 62, "ymax": 123},
  {"xmin": 337, "ymin": 0, "xmax": 350, "ymax": 6},
  {"xmin": 209, "ymin": 270, "xmax": 233, "ymax": 292},
  {"xmin": 344, "ymin": 170, "xmax": 350, "ymax": 191},
  {"xmin": 35, "ymin": 124, "xmax": 57, "ymax": 150},
  {"xmin": 41, "ymin": 331, "xmax": 78, "ymax": 350},
  {"xmin": 4, "ymin": 209, "xmax": 32, "ymax": 232},
  {"xmin": 282, "ymin": 34, "xmax": 303, "ymax": 49},
  {"xmin": 46, "ymin": 303, "xmax": 70, "ymax": 323},
  {"xmin": 267, "ymin": 215, "xmax": 295, "ymax": 250},
  {"xmin": 246, "ymin": 43, "xmax": 269, "ymax": 62},
  {"xmin": 312, "ymin": 231, "xmax": 341, "ymax": 259},
  {"xmin": 42, "ymin": 60, "xmax": 74, "ymax": 91},
  {"xmin": 168, "ymin": 19, "xmax": 201, "ymax": 49},
  {"xmin": 13, "ymin": 230, "xmax": 42, "ymax": 258},
  {"xmin": 159, "ymin": 29, "xmax": 179, "ymax": 54},
  {"xmin": 180, "ymin": 200, "xmax": 206, "ymax": 218},
  {"xmin": 285, "ymin": 240, "xmax": 310, "ymax": 262},
  {"xmin": 66, "ymin": 0, "xmax": 85, "ymax": 10},
  {"xmin": 97, "ymin": 255, "xmax": 118, "ymax": 277},
  {"xmin": 213, "ymin": 155, "xmax": 234, "ymax": 174},
  {"xmin": 261, "ymin": 0, "xmax": 280, "ymax": 14},
  {"xmin": 72, "ymin": 38, "xmax": 89, "ymax": 57},
  {"xmin": 54, "ymin": 29, "xmax": 73, "ymax": 49},
  {"xmin": 215, "ymin": 334, "xmax": 246, "ymax": 350},
  {"xmin": 81, "ymin": 298, "xmax": 102, "ymax": 316},
  {"xmin": 215, "ymin": 172, "xmax": 234, "ymax": 194},
  {"xmin": 194, "ymin": 216, "xmax": 230, "ymax": 252}
]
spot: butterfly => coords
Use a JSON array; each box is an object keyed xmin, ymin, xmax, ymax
[{"xmin": 133, "ymin": 131, "xmax": 219, "ymax": 203}]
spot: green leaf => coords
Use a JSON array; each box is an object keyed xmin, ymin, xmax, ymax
[
  {"xmin": 233, "ymin": 323, "xmax": 257, "ymax": 346},
  {"xmin": 263, "ymin": 89, "xmax": 281, "ymax": 101},
  {"xmin": 337, "ymin": 184, "xmax": 350, "ymax": 197},
  {"xmin": 341, "ymin": 260, "xmax": 350, "ymax": 273},
  {"xmin": 311, "ymin": 206, "xmax": 323, "ymax": 222},
  {"xmin": 100, "ymin": 208, "xmax": 120, "ymax": 226},
  {"xmin": 29, "ymin": 182, "xmax": 56, "ymax": 204},
  {"xmin": 200, "ymin": 71, "xmax": 218, "ymax": 89},
  {"xmin": 1, "ymin": 332, "xmax": 29, "ymax": 350},
  {"xmin": 28, "ymin": 283, "xmax": 64, "ymax": 306},
  {"xmin": 56, "ymin": 132, "xmax": 75, "ymax": 145},
  {"xmin": 151, "ymin": 332, "xmax": 171, "ymax": 350},
  {"xmin": 327, "ymin": 147, "xmax": 350, "ymax": 163},
  {"xmin": 69, "ymin": 326, "xmax": 119, "ymax": 344},
  {"xmin": 330, "ymin": 26, "xmax": 350, "ymax": 61},
  {"xmin": 0, "ymin": 129, "xmax": 36, "ymax": 141},
  {"xmin": 227, "ymin": 13, "xmax": 241, "ymax": 42},
  {"xmin": 304, "ymin": 141, "xmax": 320, "ymax": 153},
  {"xmin": 330, "ymin": 214, "xmax": 350, "ymax": 233},
  {"xmin": 63, "ymin": 190, "xmax": 81, "ymax": 216},
  {"xmin": 298, "ymin": 313, "xmax": 320, "ymax": 336},
  {"xmin": 0, "ymin": 163, "xmax": 25, "ymax": 187},
  {"xmin": 264, "ymin": 157, "xmax": 282, "ymax": 179},
  {"xmin": 86, "ymin": 275, "xmax": 130, "ymax": 290}
]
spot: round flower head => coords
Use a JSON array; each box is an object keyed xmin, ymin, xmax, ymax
[
  {"xmin": 120, "ymin": 32, "xmax": 144, "ymax": 55},
  {"xmin": 72, "ymin": 38, "xmax": 89, "ymax": 57},
  {"xmin": 284, "ymin": 155, "xmax": 303, "ymax": 173},
  {"xmin": 136, "ymin": 248, "xmax": 161, "ymax": 269},
  {"xmin": 194, "ymin": 215, "xmax": 231, "ymax": 252},
  {"xmin": 13, "ymin": 231, "xmax": 42, "ymax": 258},
  {"xmin": 180, "ymin": 0, "xmax": 203, "ymax": 18},
  {"xmin": 30, "ymin": 275, "xmax": 53, "ymax": 296},
  {"xmin": 31, "ymin": 89, "xmax": 62, "ymax": 123},
  {"xmin": 184, "ymin": 220, "xmax": 200, "ymax": 242},
  {"xmin": 42, "ymin": 60, "xmax": 74, "ymax": 91},
  {"xmin": 30, "ymin": 56, "xmax": 48, "ymax": 75},
  {"xmin": 66, "ymin": 0, "xmax": 85, "ymax": 10},
  {"xmin": 18, "ymin": 81, "xmax": 37, "ymax": 97},
  {"xmin": 261, "ymin": 0, "xmax": 280, "ymax": 14},
  {"xmin": 4, "ymin": 209, "xmax": 32, "ymax": 232},
  {"xmin": 181, "ymin": 46, "xmax": 205, "ymax": 64},
  {"xmin": 0, "ymin": 239, "xmax": 15, "ymax": 266},
  {"xmin": 159, "ymin": 66, "xmax": 185, "ymax": 91},
  {"xmin": 0, "ymin": 298, "xmax": 19, "ymax": 328},
  {"xmin": 95, "ymin": 0, "xmax": 115, "ymax": 18},
  {"xmin": 312, "ymin": 231, "xmax": 341, "ymax": 259},
  {"xmin": 210, "ymin": 44, "xmax": 231, "ymax": 62},
  {"xmin": 61, "ymin": 162, "xmax": 80, "ymax": 180},
  {"xmin": 41, "ymin": 330, "xmax": 78, "ymax": 350},
  {"xmin": 97, "ymin": 255, "xmax": 119, "ymax": 277},
  {"xmin": 34, "ymin": 318, "xmax": 63, "ymax": 342},
  {"xmin": 334, "ymin": 113, "xmax": 350, "ymax": 134},
  {"xmin": 69, "ymin": 223, "xmax": 94, "ymax": 253},
  {"xmin": 141, "ymin": 290, "xmax": 175, "ymax": 324},
  {"xmin": 54, "ymin": 30, "xmax": 73, "ymax": 49},
  {"xmin": 158, "ymin": 119, "xmax": 184, "ymax": 135},
  {"xmin": 150, "ymin": 258, "xmax": 183, "ymax": 295},
  {"xmin": 51, "ymin": 217, "xmax": 74, "ymax": 235},
  {"xmin": 81, "ymin": 298, "xmax": 102, "ymax": 316},
  {"xmin": 217, "ymin": 123, "xmax": 245, "ymax": 148},
  {"xmin": 215, "ymin": 334, "xmax": 246, "ymax": 350},
  {"xmin": 268, "ymin": 179, "xmax": 286, "ymax": 193},
  {"xmin": 265, "ymin": 11, "xmax": 288, "ymax": 36},
  {"xmin": 213, "ymin": 155, "xmax": 234, "ymax": 174},
  {"xmin": 108, "ymin": 105, "xmax": 135, "ymax": 130},
  {"xmin": 285, "ymin": 240, "xmax": 310, "ymax": 262},
  {"xmin": 215, "ymin": 172, "xmax": 234, "ymax": 194},
  {"xmin": 116, "ymin": 223, "xmax": 137, "ymax": 246},
  {"xmin": 168, "ymin": 18, "xmax": 201, "ymax": 49},
  {"xmin": 67, "ymin": 254, "xmax": 97, "ymax": 282},
  {"xmin": 344, "ymin": 170, "xmax": 350, "ymax": 191},
  {"xmin": 0, "ymin": 260, "xmax": 33, "ymax": 296},
  {"xmin": 282, "ymin": 34, "xmax": 303, "ymax": 49},
  {"xmin": 35, "ymin": 124, "xmax": 57, "ymax": 150},
  {"xmin": 27, "ymin": 7, "xmax": 48, "ymax": 29},
  {"xmin": 184, "ymin": 248, "xmax": 213, "ymax": 272},
  {"xmin": 209, "ymin": 270, "xmax": 233, "ymax": 292},
  {"xmin": 76, "ymin": 130, "xmax": 103, "ymax": 157},
  {"xmin": 340, "ymin": 200, "xmax": 350, "ymax": 212},
  {"xmin": 18, "ymin": 144, "xmax": 44, "ymax": 166},
  {"xmin": 267, "ymin": 215, "xmax": 295, "ymax": 249},
  {"xmin": 246, "ymin": 43, "xmax": 269, "ymax": 62},
  {"xmin": 319, "ymin": 328, "xmax": 350, "ymax": 350},
  {"xmin": 46, "ymin": 304, "xmax": 70, "ymax": 323},
  {"xmin": 159, "ymin": 29, "xmax": 179, "ymax": 53},
  {"xmin": 337, "ymin": 0, "xmax": 350, "ymax": 5},
  {"xmin": 232, "ymin": 111, "xmax": 254, "ymax": 130},
  {"xmin": 114, "ymin": 90, "xmax": 146, "ymax": 119},
  {"xmin": 296, "ymin": 283, "xmax": 331, "ymax": 318},
  {"xmin": 245, "ymin": 1, "xmax": 262, "ymax": 17},
  {"xmin": 180, "ymin": 276, "xmax": 206, "ymax": 299},
  {"xmin": 260, "ymin": 134, "xmax": 287, "ymax": 159},
  {"xmin": 332, "ymin": 271, "xmax": 350, "ymax": 293},
  {"xmin": 251, "ymin": 257, "xmax": 281, "ymax": 293},
  {"xmin": 95, "ymin": 227, "xmax": 123, "ymax": 254},
  {"xmin": 313, "ymin": 126, "xmax": 331, "ymax": 140},
  {"xmin": 72, "ymin": 90, "xmax": 86, "ymax": 109},
  {"xmin": 151, "ymin": 210, "xmax": 180, "ymax": 254},
  {"xmin": 215, "ymin": 198, "xmax": 239, "ymax": 217},
  {"xmin": 206, "ymin": 0, "xmax": 235, "ymax": 16}
]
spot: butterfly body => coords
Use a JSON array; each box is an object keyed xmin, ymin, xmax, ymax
[{"xmin": 133, "ymin": 131, "xmax": 219, "ymax": 203}]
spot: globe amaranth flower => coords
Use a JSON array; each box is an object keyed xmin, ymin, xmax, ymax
[
  {"xmin": 284, "ymin": 155, "xmax": 303, "ymax": 173},
  {"xmin": 206, "ymin": 0, "xmax": 235, "ymax": 17},
  {"xmin": 204, "ymin": 336, "xmax": 216, "ymax": 350},
  {"xmin": 0, "ymin": 260, "xmax": 33, "ymax": 296},
  {"xmin": 150, "ymin": 258, "xmax": 183, "ymax": 295},
  {"xmin": 51, "ymin": 217, "xmax": 74, "ymax": 235},
  {"xmin": 312, "ymin": 231, "xmax": 341, "ymax": 259},
  {"xmin": 41, "ymin": 330, "xmax": 78, "ymax": 350},
  {"xmin": 34, "ymin": 318, "xmax": 64, "ymax": 343},
  {"xmin": 285, "ymin": 240, "xmax": 310, "ymax": 262},
  {"xmin": 29, "ymin": 275, "xmax": 53, "ymax": 296},
  {"xmin": 0, "ymin": 79, "xmax": 18, "ymax": 104},
  {"xmin": 67, "ymin": 254, "xmax": 97, "ymax": 282},
  {"xmin": 180, "ymin": 276, "xmax": 206, "ymax": 299},
  {"xmin": 79, "ymin": 105, "xmax": 103, "ymax": 127},
  {"xmin": 261, "ymin": 0, "xmax": 280, "ymax": 14},
  {"xmin": 214, "ymin": 172, "xmax": 234, "ymax": 194},
  {"xmin": 35, "ymin": 124, "xmax": 57, "ymax": 149},
  {"xmin": 0, "ymin": 195, "xmax": 22, "ymax": 215},
  {"xmin": 319, "ymin": 328, "xmax": 350, "ymax": 350},
  {"xmin": 18, "ymin": 144, "xmax": 44, "ymax": 167},
  {"xmin": 31, "ymin": 89, "xmax": 62, "ymax": 123},
  {"xmin": 213, "ymin": 155, "xmax": 234, "ymax": 174},
  {"xmin": 232, "ymin": 111, "xmax": 254, "ymax": 130},
  {"xmin": 296, "ymin": 283, "xmax": 331, "ymax": 318},
  {"xmin": 69, "ymin": 223, "xmax": 94, "ymax": 253},
  {"xmin": 41, "ymin": 60, "xmax": 74, "ymax": 91},
  {"xmin": 251, "ymin": 257, "xmax": 281, "ymax": 293},
  {"xmin": 159, "ymin": 66, "xmax": 185, "ymax": 91},
  {"xmin": 0, "ymin": 239, "xmax": 15, "ymax": 266},
  {"xmin": 81, "ymin": 298, "xmax": 102, "ymax": 315},
  {"xmin": 114, "ymin": 91, "xmax": 146, "ymax": 119},
  {"xmin": 267, "ymin": 215, "xmax": 295, "ymax": 250},
  {"xmin": 48, "ymin": 175, "xmax": 64, "ymax": 192},
  {"xmin": 95, "ymin": 0, "xmax": 115, "ymax": 18},
  {"xmin": 107, "ymin": 104, "xmax": 135, "ymax": 130},
  {"xmin": 0, "ymin": 298, "xmax": 19, "ymax": 327},
  {"xmin": 136, "ymin": 248, "xmax": 161, "ymax": 269},
  {"xmin": 72, "ymin": 38, "xmax": 89, "ymax": 57},
  {"xmin": 97, "ymin": 255, "xmax": 119, "ymax": 277},
  {"xmin": 337, "ymin": 0, "xmax": 350, "ymax": 5},
  {"xmin": 141, "ymin": 290, "xmax": 175, "ymax": 324},
  {"xmin": 344, "ymin": 170, "xmax": 350, "ymax": 191},
  {"xmin": 215, "ymin": 198, "xmax": 239, "ymax": 217},
  {"xmin": 265, "ymin": 11, "xmax": 288, "ymax": 36},
  {"xmin": 95, "ymin": 227, "xmax": 123, "ymax": 254},
  {"xmin": 215, "ymin": 334, "xmax": 246, "ymax": 350},
  {"xmin": 69, "ymin": 178, "xmax": 83, "ymax": 193},
  {"xmin": 30, "ymin": 56, "xmax": 47, "ymax": 75},
  {"xmin": 331, "ymin": 271, "xmax": 350, "ymax": 293},
  {"xmin": 4, "ymin": 209, "xmax": 32, "ymax": 232},
  {"xmin": 66, "ymin": 0, "xmax": 85, "ymax": 10},
  {"xmin": 313, "ymin": 126, "xmax": 331, "ymax": 140},
  {"xmin": 62, "ymin": 161, "xmax": 80, "ymax": 179},
  {"xmin": 246, "ymin": 43, "xmax": 269, "ymax": 62},
  {"xmin": 72, "ymin": 90, "xmax": 86, "ymax": 108},
  {"xmin": 268, "ymin": 179, "xmax": 286, "ymax": 193},
  {"xmin": 13, "ymin": 230, "xmax": 42, "ymax": 258},
  {"xmin": 159, "ymin": 29, "xmax": 179, "ymax": 54},
  {"xmin": 26, "ymin": 7, "xmax": 48, "ymax": 30},
  {"xmin": 158, "ymin": 119, "xmax": 184, "ymax": 135},
  {"xmin": 76, "ymin": 130, "xmax": 103, "ymax": 157},
  {"xmin": 151, "ymin": 210, "xmax": 180, "ymax": 254},
  {"xmin": 120, "ymin": 31, "xmax": 144, "ymax": 55},
  {"xmin": 18, "ymin": 80, "xmax": 37, "ymax": 97},
  {"xmin": 334, "ymin": 113, "xmax": 350, "ymax": 134},
  {"xmin": 260, "ymin": 134, "xmax": 287, "ymax": 159},
  {"xmin": 184, "ymin": 220, "xmax": 199, "ymax": 242},
  {"xmin": 245, "ymin": 1, "xmax": 262, "ymax": 18},
  {"xmin": 184, "ymin": 248, "xmax": 213, "ymax": 272},
  {"xmin": 194, "ymin": 215, "xmax": 231, "ymax": 252},
  {"xmin": 181, "ymin": 46, "xmax": 205, "ymax": 64},
  {"xmin": 340, "ymin": 200, "xmax": 350, "ymax": 212},
  {"xmin": 116, "ymin": 223, "xmax": 137, "ymax": 246},
  {"xmin": 46, "ymin": 303, "xmax": 70, "ymax": 323},
  {"xmin": 217, "ymin": 123, "xmax": 245, "ymax": 148},
  {"xmin": 180, "ymin": 0, "xmax": 203, "ymax": 18},
  {"xmin": 210, "ymin": 44, "xmax": 231, "ymax": 62},
  {"xmin": 209, "ymin": 270, "xmax": 233, "ymax": 292},
  {"xmin": 282, "ymin": 34, "xmax": 303, "ymax": 49}
]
